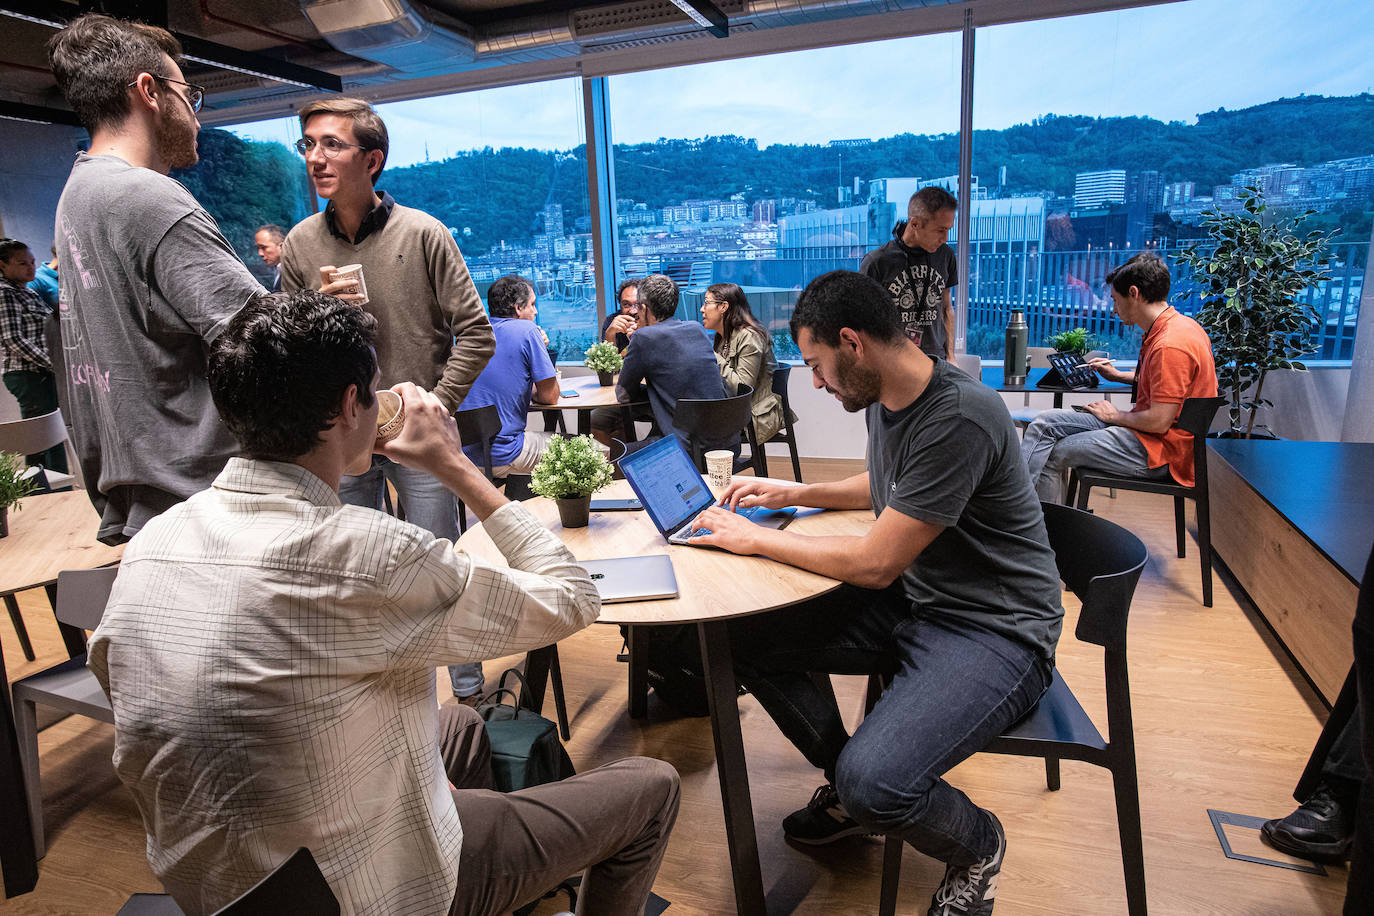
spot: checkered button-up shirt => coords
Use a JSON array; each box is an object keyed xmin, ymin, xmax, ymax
[
  {"xmin": 89, "ymin": 459, "xmax": 600, "ymax": 915},
  {"xmin": 0, "ymin": 277, "xmax": 52, "ymax": 373}
]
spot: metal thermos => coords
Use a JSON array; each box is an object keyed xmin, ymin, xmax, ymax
[{"xmin": 1004, "ymin": 309, "xmax": 1028, "ymax": 387}]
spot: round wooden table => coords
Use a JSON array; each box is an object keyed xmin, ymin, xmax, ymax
[
  {"xmin": 529, "ymin": 373, "xmax": 648, "ymax": 438},
  {"xmin": 456, "ymin": 479, "xmax": 874, "ymax": 915}
]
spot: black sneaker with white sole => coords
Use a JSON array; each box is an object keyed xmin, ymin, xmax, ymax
[
  {"xmin": 782, "ymin": 784, "xmax": 871, "ymax": 845},
  {"xmin": 927, "ymin": 811, "xmax": 1005, "ymax": 916}
]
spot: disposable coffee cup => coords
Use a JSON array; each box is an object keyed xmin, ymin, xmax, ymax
[
  {"xmin": 705, "ymin": 449, "xmax": 733, "ymax": 489},
  {"xmin": 329, "ymin": 263, "xmax": 369, "ymax": 305},
  {"xmin": 375, "ymin": 388, "xmax": 404, "ymax": 442}
]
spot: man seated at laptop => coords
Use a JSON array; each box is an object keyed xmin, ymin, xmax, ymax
[
  {"xmin": 1020, "ymin": 252, "xmax": 1217, "ymax": 503},
  {"xmin": 462, "ymin": 274, "xmax": 560, "ymax": 476},
  {"xmin": 688, "ymin": 270, "xmax": 1064, "ymax": 916},
  {"xmin": 88, "ymin": 291, "xmax": 680, "ymax": 916},
  {"xmin": 593, "ymin": 274, "xmax": 737, "ymax": 458}
]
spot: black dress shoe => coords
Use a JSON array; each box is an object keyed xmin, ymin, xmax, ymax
[{"xmin": 1260, "ymin": 782, "xmax": 1356, "ymax": 863}]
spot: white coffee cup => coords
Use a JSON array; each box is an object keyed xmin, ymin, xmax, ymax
[
  {"xmin": 705, "ymin": 449, "xmax": 734, "ymax": 489},
  {"xmin": 329, "ymin": 263, "xmax": 370, "ymax": 306},
  {"xmin": 375, "ymin": 389, "xmax": 404, "ymax": 442}
]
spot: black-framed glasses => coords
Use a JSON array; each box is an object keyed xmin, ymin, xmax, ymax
[
  {"xmin": 127, "ymin": 74, "xmax": 205, "ymax": 113},
  {"xmin": 295, "ymin": 136, "xmax": 369, "ymax": 159}
]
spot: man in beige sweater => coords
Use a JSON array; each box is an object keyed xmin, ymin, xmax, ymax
[{"xmin": 280, "ymin": 97, "xmax": 495, "ymax": 701}]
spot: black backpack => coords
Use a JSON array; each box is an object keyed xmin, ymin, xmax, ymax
[{"xmin": 476, "ymin": 668, "xmax": 575, "ymax": 792}]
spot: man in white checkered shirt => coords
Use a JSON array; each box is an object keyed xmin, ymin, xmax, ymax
[{"xmin": 88, "ymin": 290, "xmax": 679, "ymax": 915}]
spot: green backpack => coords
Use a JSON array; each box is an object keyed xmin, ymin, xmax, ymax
[{"xmin": 476, "ymin": 668, "xmax": 575, "ymax": 792}]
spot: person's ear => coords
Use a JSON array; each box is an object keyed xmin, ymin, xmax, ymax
[
  {"xmin": 838, "ymin": 327, "xmax": 864, "ymax": 359},
  {"xmin": 129, "ymin": 73, "xmax": 160, "ymax": 113},
  {"xmin": 365, "ymin": 150, "xmax": 383, "ymax": 182},
  {"xmin": 338, "ymin": 384, "xmax": 362, "ymax": 430}
]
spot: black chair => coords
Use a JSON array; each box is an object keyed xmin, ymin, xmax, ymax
[
  {"xmin": 1066, "ymin": 395, "xmax": 1226, "ymax": 607},
  {"xmin": 674, "ymin": 385, "xmax": 756, "ymax": 473},
  {"xmin": 874, "ymin": 502, "xmax": 1150, "ymax": 916},
  {"xmin": 769, "ymin": 365, "xmax": 804, "ymax": 482},
  {"xmin": 119, "ymin": 847, "xmax": 339, "ymax": 915},
  {"xmin": 451, "ymin": 407, "xmax": 569, "ymax": 740}
]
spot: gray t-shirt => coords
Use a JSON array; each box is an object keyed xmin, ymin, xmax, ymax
[
  {"xmin": 54, "ymin": 153, "xmax": 265, "ymax": 544},
  {"xmin": 866, "ymin": 359, "xmax": 1064, "ymax": 658}
]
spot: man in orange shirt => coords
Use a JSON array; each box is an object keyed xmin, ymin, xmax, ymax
[{"xmin": 1021, "ymin": 252, "xmax": 1217, "ymax": 503}]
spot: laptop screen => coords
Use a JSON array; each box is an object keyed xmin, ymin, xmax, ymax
[{"xmin": 618, "ymin": 437, "xmax": 716, "ymax": 537}]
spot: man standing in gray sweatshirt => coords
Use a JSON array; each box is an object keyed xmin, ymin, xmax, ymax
[{"xmin": 279, "ymin": 97, "xmax": 495, "ymax": 701}]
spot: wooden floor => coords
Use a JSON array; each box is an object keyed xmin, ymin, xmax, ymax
[{"xmin": 0, "ymin": 456, "xmax": 1352, "ymax": 914}]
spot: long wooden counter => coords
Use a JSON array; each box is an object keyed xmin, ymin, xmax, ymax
[{"xmin": 1207, "ymin": 439, "xmax": 1373, "ymax": 704}]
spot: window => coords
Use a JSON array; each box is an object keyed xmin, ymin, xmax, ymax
[
  {"xmin": 607, "ymin": 32, "xmax": 961, "ymax": 358},
  {"xmin": 968, "ymin": 0, "xmax": 1374, "ymax": 360}
]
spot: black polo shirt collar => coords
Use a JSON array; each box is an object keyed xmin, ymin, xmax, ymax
[{"xmin": 324, "ymin": 190, "xmax": 395, "ymax": 244}]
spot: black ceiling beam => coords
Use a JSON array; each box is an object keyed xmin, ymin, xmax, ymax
[
  {"xmin": 0, "ymin": 98, "xmax": 83, "ymax": 126},
  {"xmin": 0, "ymin": 0, "xmax": 342, "ymax": 92}
]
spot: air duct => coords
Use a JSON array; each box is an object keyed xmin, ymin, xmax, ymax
[{"xmin": 300, "ymin": 0, "xmax": 476, "ymax": 74}]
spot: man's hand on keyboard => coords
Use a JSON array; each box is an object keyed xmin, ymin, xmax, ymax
[
  {"xmin": 688, "ymin": 505, "xmax": 760, "ymax": 555},
  {"xmin": 719, "ymin": 478, "xmax": 793, "ymax": 512}
]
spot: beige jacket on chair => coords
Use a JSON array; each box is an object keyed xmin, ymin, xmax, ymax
[{"xmin": 715, "ymin": 329, "xmax": 792, "ymax": 445}]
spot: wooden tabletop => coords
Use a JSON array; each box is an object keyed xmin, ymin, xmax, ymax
[
  {"xmin": 531, "ymin": 373, "xmax": 626, "ymax": 411},
  {"xmin": 0, "ymin": 491, "xmax": 123, "ymax": 596},
  {"xmin": 455, "ymin": 479, "xmax": 875, "ymax": 625}
]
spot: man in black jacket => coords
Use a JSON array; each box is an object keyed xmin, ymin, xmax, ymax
[{"xmin": 860, "ymin": 186, "xmax": 958, "ymax": 361}]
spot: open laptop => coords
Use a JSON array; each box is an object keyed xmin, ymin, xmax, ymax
[
  {"xmin": 617, "ymin": 436, "xmax": 795, "ymax": 546},
  {"xmin": 581, "ymin": 556, "xmax": 679, "ymax": 603}
]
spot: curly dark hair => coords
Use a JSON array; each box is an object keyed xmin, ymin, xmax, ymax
[
  {"xmin": 487, "ymin": 274, "xmax": 533, "ymax": 319},
  {"xmin": 209, "ymin": 292, "xmax": 378, "ymax": 461},
  {"xmin": 790, "ymin": 270, "xmax": 902, "ymax": 348}
]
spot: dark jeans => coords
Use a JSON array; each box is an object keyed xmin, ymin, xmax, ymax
[
  {"xmin": 2, "ymin": 369, "xmax": 68, "ymax": 474},
  {"xmin": 728, "ymin": 583, "xmax": 1053, "ymax": 866}
]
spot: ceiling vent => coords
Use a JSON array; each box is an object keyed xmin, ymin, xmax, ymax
[{"xmin": 300, "ymin": 0, "xmax": 476, "ymax": 74}]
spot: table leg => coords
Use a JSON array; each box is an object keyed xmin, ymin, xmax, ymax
[
  {"xmin": 0, "ymin": 634, "xmax": 39, "ymax": 896},
  {"xmin": 576, "ymin": 410, "xmax": 592, "ymax": 437},
  {"xmin": 619, "ymin": 405, "xmax": 639, "ymax": 444},
  {"xmin": 697, "ymin": 620, "xmax": 766, "ymax": 916},
  {"xmin": 1052, "ymin": 392, "xmax": 1064, "ymax": 409},
  {"xmin": 45, "ymin": 583, "xmax": 86, "ymax": 659},
  {"xmin": 628, "ymin": 625, "xmax": 649, "ymax": 719}
]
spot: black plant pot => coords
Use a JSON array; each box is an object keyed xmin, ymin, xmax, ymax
[
  {"xmin": 596, "ymin": 370, "xmax": 614, "ymax": 386},
  {"xmin": 557, "ymin": 495, "xmax": 591, "ymax": 528}
]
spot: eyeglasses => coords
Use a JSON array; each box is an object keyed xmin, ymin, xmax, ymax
[
  {"xmin": 295, "ymin": 136, "xmax": 369, "ymax": 159},
  {"xmin": 127, "ymin": 74, "xmax": 205, "ymax": 113},
  {"xmin": 703, "ymin": 298, "xmax": 724, "ymax": 309}
]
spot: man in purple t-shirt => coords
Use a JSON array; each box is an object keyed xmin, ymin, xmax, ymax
[{"xmin": 462, "ymin": 275, "xmax": 560, "ymax": 476}]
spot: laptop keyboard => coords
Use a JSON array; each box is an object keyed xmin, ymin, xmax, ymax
[{"xmin": 678, "ymin": 504, "xmax": 766, "ymax": 539}]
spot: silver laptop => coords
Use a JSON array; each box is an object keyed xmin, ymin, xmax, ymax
[
  {"xmin": 582, "ymin": 556, "xmax": 679, "ymax": 603},
  {"xmin": 617, "ymin": 436, "xmax": 795, "ymax": 546}
]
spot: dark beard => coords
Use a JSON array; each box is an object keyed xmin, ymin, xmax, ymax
[
  {"xmin": 157, "ymin": 106, "xmax": 198, "ymax": 170},
  {"xmin": 829, "ymin": 350, "xmax": 881, "ymax": 413}
]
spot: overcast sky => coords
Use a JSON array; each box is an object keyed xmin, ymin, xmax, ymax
[{"xmin": 230, "ymin": 0, "xmax": 1374, "ymax": 169}]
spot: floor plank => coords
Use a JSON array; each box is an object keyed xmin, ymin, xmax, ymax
[{"xmin": 1, "ymin": 459, "xmax": 1350, "ymax": 914}]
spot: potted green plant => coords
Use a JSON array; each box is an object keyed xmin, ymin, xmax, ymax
[
  {"xmin": 1047, "ymin": 327, "xmax": 1095, "ymax": 356},
  {"xmin": 584, "ymin": 341, "xmax": 623, "ymax": 386},
  {"xmin": 0, "ymin": 451, "xmax": 38, "ymax": 538},
  {"xmin": 1179, "ymin": 187, "xmax": 1333, "ymax": 438},
  {"xmin": 530, "ymin": 435, "xmax": 615, "ymax": 528}
]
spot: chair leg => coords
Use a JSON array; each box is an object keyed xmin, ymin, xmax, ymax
[
  {"xmin": 788, "ymin": 439, "xmax": 803, "ymax": 483},
  {"xmin": 1196, "ymin": 492, "xmax": 1214, "ymax": 608},
  {"xmin": 4, "ymin": 594, "xmax": 35, "ymax": 662},
  {"xmin": 549, "ymin": 645, "xmax": 570, "ymax": 741},
  {"xmin": 878, "ymin": 835, "xmax": 903, "ymax": 916},
  {"xmin": 1075, "ymin": 478, "xmax": 1093, "ymax": 512},
  {"xmin": 1065, "ymin": 470, "xmax": 1079, "ymax": 508},
  {"xmin": 1111, "ymin": 762, "xmax": 1149, "ymax": 916},
  {"xmin": 457, "ymin": 500, "xmax": 468, "ymax": 534},
  {"xmin": 13, "ymin": 694, "xmax": 44, "ymax": 858},
  {"xmin": 627, "ymin": 625, "xmax": 649, "ymax": 719},
  {"xmin": 1173, "ymin": 496, "xmax": 1186, "ymax": 559},
  {"xmin": 1045, "ymin": 756, "xmax": 1061, "ymax": 791}
]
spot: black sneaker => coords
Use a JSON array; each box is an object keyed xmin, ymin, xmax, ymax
[
  {"xmin": 927, "ymin": 811, "xmax": 1005, "ymax": 916},
  {"xmin": 1260, "ymin": 781, "xmax": 1356, "ymax": 863},
  {"xmin": 782, "ymin": 784, "xmax": 870, "ymax": 845}
]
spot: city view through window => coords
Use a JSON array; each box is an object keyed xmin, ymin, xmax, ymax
[{"xmin": 211, "ymin": 0, "xmax": 1372, "ymax": 364}]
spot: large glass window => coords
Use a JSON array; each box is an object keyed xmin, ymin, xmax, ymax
[
  {"xmin": 224, "ymin": 79, "xmax": 593, "ymax": 359},
  {"xmin": 608, "ymin": 33, "xmax": 961, "ymax": 358},
  {"xmin": 969, "ymin": 0, "xmax": 1374, "ymax": 360}
]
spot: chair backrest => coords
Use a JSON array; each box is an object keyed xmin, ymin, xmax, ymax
[
  {"xmin": 1027, "ymin": 346, "xmax": 1054, "ymax": 369},
  {"xmin": 453, "ymin": 405, "xmax": 502, "ymax": 478},
  {"xmin": 211, "ymin": 847, "xmax": 339, "ymax": 916},
  {"xmin": 55, "ymin": 566, "xmax": 120, "ymax": 631},
  {"xmin": 0, "ymin": 409, "xmax": 68, "ymax": 458},
  {"xmin": 771, "ymin": 364, "xmax": 791, "ymax": 402},
  {"xmin": 952, "ymin": 353, "xmax": 981, "ymax": 378},
  {"xmin": 1040, "ymin": 502, "xmax": 1148, "ymax": 652},
  {"xmin": 675, "ymin": 385, "xmax": 753, "ymax": 469},
  {"xmin": 1178, "ymin": 395, "xmax": 1227, "ymax": 492}
]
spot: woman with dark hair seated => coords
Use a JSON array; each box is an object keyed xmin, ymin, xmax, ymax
[{"xmin": 701, "ymin": 282, "xmax": 792, "ymax": 445}]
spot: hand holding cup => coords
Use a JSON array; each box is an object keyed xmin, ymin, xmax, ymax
[{"xmin": 319, "ymin": 265, "xmax": 368, "ymax": 303}]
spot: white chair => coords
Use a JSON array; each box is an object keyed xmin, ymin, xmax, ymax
[
  {"xmin": 12, "ymin": 566, "xmax": 119, "ymax": 857},
  {"xmin": 0, "ymin": 409, "xmax": 77, "ymax": 491},
  {"xmin": 952, "ymin": 352, "xmax": 981, "ymax": 379},
  {"xmin": 1010, "ymin": 347, "xmax": 1056, "ymax": 428}
]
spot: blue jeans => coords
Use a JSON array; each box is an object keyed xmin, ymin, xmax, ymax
[
  {"xmin": 728, "ymin": 584, "xmax": 1052, "ymax": 866},
  {"xmin": 1020, "ymin": 408, "xmax": 1170, "ymax": 503},
  {"xmin": 339, "ymin": 456, "xmax": 484, "ymax": 698}
]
